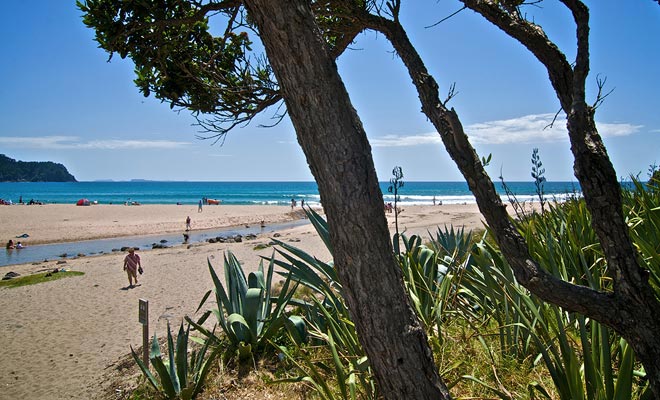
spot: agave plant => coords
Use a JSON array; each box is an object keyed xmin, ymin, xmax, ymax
[
  {"xmin": 428, "ymin": 225, "xmax": 475, "ymax": 269},
  {"xmin": 130, "ymin": 321, "xmax": 220, "ymax": 400},
  {"xmin": 189, "ymin": 251, "xmax": 306, "ymax": 363}
]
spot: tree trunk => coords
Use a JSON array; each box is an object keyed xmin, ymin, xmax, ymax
[{"xmin": 243, "ymin": 1, "xmax": 452, "ymax": 399}]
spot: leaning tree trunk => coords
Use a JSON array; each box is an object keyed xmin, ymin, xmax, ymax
[{"xmin": 243, "ymin": 1, "xmax": 452, "ymax": 399}]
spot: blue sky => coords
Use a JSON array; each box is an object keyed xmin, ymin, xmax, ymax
[{"xmin": 1, "ymin": 1, "xmax": 658, "ymax": 182}]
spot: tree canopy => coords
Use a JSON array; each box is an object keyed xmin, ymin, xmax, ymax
[{"xmin": 79, "ymin": 0, "xmax": 279, "ymax": 136}]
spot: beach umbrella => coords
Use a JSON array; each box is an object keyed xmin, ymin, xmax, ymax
[{"xmin": 76, "ymin": 198, "xmax": 90, "ymax": 206}]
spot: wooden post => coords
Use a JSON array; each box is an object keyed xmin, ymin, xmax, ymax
[{"xmin": 139, "ymin": 298, "xmax": 149, "ymax": 368}]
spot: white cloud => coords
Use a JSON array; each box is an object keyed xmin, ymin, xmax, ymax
[
  {"xmin": 370, "ymin": 133, "xmax": 441, "ymax": 147},
  {"xmin": 594, "ymin": 122, "xmax": 643, "ymax": 139},
  {"xmin": 0, "ymin": 135, "xmax": 192, "ymax": 150},
  {"xmin": 370, "ymin": 113, "xmax": 642, "ymax": 147},
  {"xmin": 467, "ymin": 113, "xmax": 566, "ymax": 144}
]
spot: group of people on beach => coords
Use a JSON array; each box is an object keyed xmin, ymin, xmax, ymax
[
  {"xmin": 1, "ymin": 197, "xmax": 42, "ymax": 205},
  {"xmin": 291, "ymin": 198, "xmax": 305, "ymax": 210},
  {"xmin": 5, "ymin": 240, "xmax": 25, "ymax": 250}
]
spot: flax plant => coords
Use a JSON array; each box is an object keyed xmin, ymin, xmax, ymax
[
  {"xmin": 456, "ymin": 193, "xmax": 653, "ymax": 399},
  {"xmin": 622, "ymin": 177, "xmax": 660, "ymax": 297},
  {"xmin": 396, "ymin": 234, "xmax": 451, "ymax": 337}
]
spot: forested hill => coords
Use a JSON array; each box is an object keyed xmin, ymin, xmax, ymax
[{"xmin": 0, "ymin": 154, "xmax": 77, "ymax": 182}]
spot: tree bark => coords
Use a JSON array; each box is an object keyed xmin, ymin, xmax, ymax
[{"xmin": 243, "ymin": 1, "xmax": 452, "ymax": 398}]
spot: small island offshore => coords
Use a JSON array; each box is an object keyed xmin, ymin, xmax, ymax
[{"xmin": 0, "ymin": 154, "xmax": 76, "ymax": 182}]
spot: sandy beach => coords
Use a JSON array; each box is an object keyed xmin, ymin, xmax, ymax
[{"xmin": 0, "ymin": 203, "xmax": 488, "ymax": 399}]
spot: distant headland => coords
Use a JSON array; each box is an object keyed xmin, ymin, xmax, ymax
[{"xmin": 0, "ymin": 154, "xmax": 77, "ymax": 182}]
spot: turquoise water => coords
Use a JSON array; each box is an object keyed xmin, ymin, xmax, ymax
[{"xmin": 0, "ymin": 181, "xmax": 581, "ymax": 206}]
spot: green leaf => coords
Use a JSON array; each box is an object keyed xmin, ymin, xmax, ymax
[
  {"xmin": 244, "ymin": 287, "xmax": 264, "ymax": 341},
  {"xmin": 166, "ymin": 322, "xmax": 181, "ymax": 394},
  {"xmin": 613, "ymin": 340, "xmax": 634, "ymax": 400},
  {"xmin": 151, "ymin": 355, "xmax": 178, "ymax": 398},
  {"xmin": 175, "ymin": 322, "xmax": 189, "ymax": 390},
  {"xmin": 130, "ymin": 345, "xmax": 160, "ymax": 391},
  {"xmin": 150, "ymin": 331, "xmax": 161, "ymax": 360},
  {"xmin": 227, "ymin": 313, "xmax": 253, "ymax": 344}
]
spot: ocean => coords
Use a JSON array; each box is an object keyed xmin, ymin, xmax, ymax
[{"xmin": 0, "ymin": 181, "xmax": 581, "ymax": 206}]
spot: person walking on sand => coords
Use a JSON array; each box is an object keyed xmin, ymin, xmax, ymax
[
  {"xmin": 198, "ymin": 199, "xmax": 203, "ymax": 213},
  {"xmin": 186, "ymin": 216, "xmax": 191, "ymax": 231},
  {"xmin": 123, "ymin": 248, "xmax": 142, "ymax": 288}
]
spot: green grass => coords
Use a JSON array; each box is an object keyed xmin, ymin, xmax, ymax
[{"xmin": 0, "ymin": 270, "xmax": 84, "ymax": 288}]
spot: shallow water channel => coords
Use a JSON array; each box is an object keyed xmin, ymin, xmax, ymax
[{"xmin": 1, "ymin": 219, "xmax": 309, "ymax": 268}]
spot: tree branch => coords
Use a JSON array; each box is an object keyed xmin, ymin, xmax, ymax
[
  {"xmin": 459, "ymin": 0, "xmax": 574, "ymax": 112},
  {"xmin": 592, "ymin": 74, "xmax": 614, "ymax": 110},
  {"xmin": 358, "ymin": 11, "xmax": 619, "ymax": 324},
  {"xmin": 560, "ymin": 0, "xmax": 590, "ymax": 105}
]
